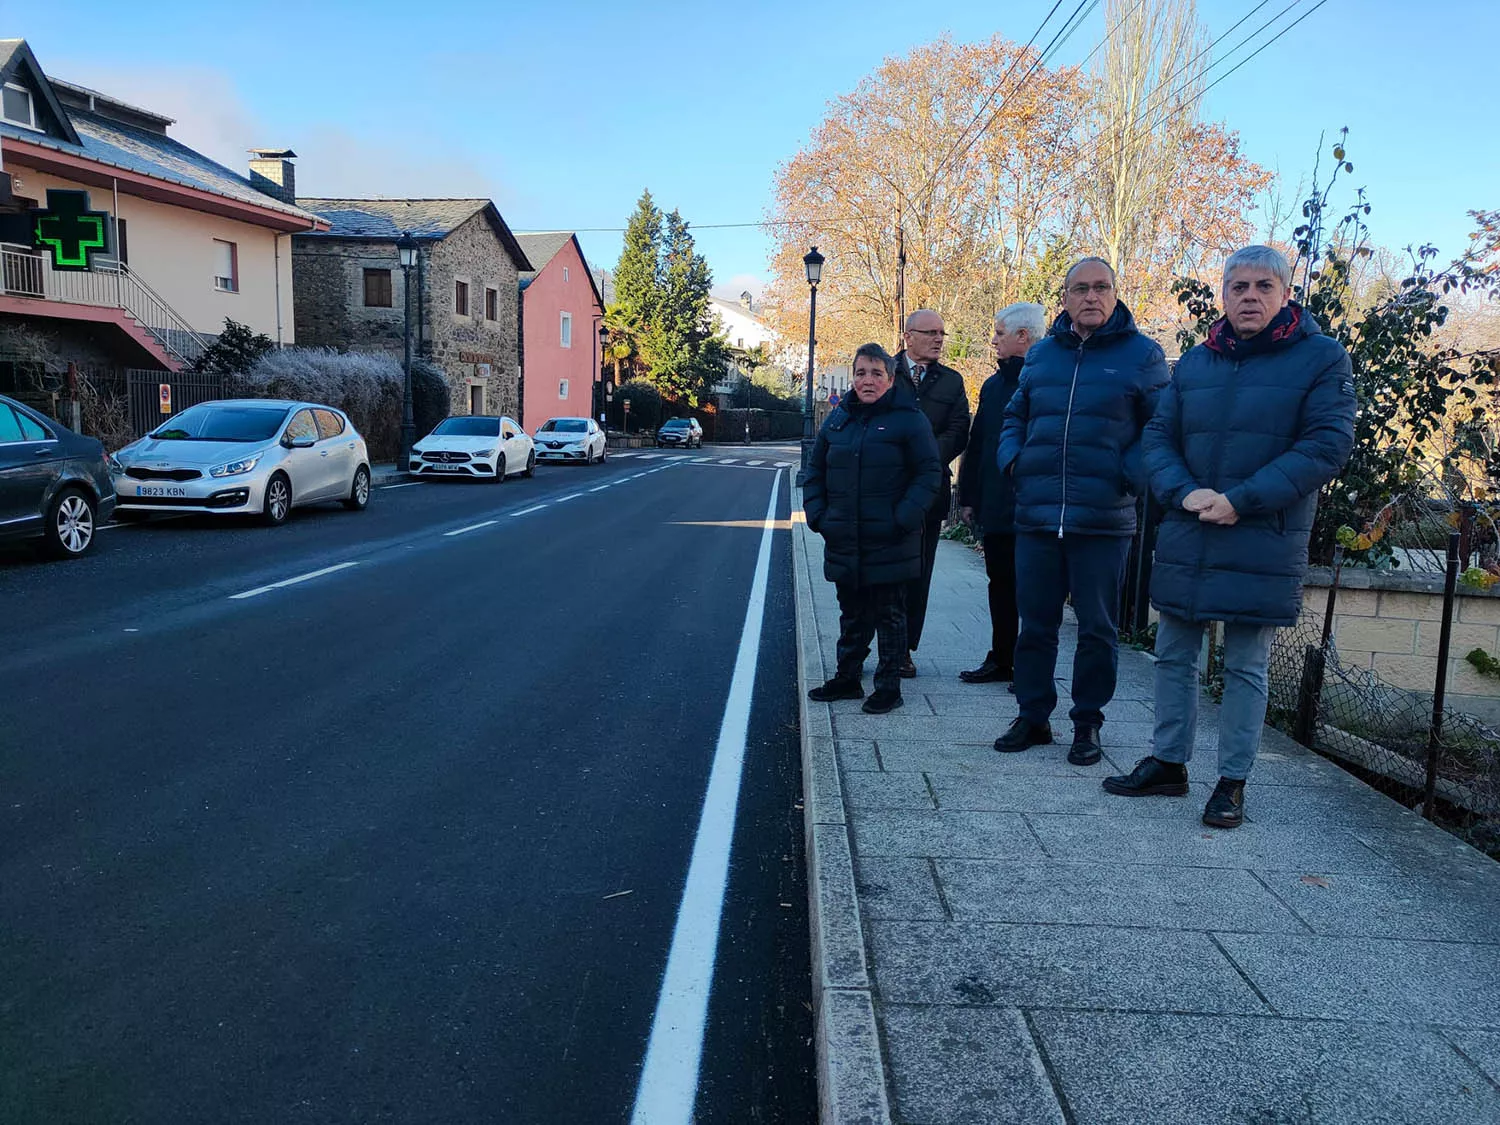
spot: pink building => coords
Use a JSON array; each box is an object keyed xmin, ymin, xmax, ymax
[{"xmin": 515, "ymin": 232, "xmax": 604, "ymax": 436}]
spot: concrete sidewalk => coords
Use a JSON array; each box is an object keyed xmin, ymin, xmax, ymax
[{"xmin": 794, "ymin": 498, "xmax": 1500, "ymax": 1124}]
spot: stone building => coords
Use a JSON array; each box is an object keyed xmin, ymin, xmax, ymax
[{"xmin": 291, "ymin": 198, "xmax": 531, "ymax": 418}]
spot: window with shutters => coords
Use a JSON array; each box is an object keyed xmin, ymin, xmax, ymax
[
  {"xmin": 363, "ymin": 268, "xmax": 393, "ymax": 307},
  {"xmin": 454, "ymin": 279, "xmax": 470, "ymax": 316},
  {"xmin": 212, "ymin": 240, "xmax": 238, "ymax": 292}
]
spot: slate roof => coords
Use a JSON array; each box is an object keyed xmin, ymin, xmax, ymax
[
  {"xmin": 513, "ymin": 230, "xmax": 604, "ymax": 310},
  {"xmin": 297, "ymin": 198, "xmax": 532, "ymax": 270}
]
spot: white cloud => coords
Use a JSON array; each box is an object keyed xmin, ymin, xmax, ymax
[
  {"xmin": 712, "ymin": 273, "xmax": 765, "ymax": 301},
  {"xmin": 46, "ymin": 62, "xmax": 506, "ymax": 203}
]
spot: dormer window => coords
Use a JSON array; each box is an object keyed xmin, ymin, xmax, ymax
[{"xmin": 2, "ymin": 83, "xmax": 37, "ymax": 130}]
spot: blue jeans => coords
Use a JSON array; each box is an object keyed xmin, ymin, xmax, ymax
[
  {"xmin": 1014, "ymin": 533, "xmax": 1131, "ymax": 728},
  {"xmin": 1153, "ymin": 612, "xmax": 1277, "ymax": 780}
]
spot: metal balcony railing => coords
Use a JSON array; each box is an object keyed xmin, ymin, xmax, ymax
[{"xmin": 1, "ymin": 247, "xmax": 209, "ymax": 367}]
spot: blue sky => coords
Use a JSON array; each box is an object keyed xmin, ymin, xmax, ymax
[{"xmin": 22, "ymin": 0, "xmax": 1497, "ymax": 297}]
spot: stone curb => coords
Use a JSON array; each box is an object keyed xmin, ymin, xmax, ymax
[{"xmin": 792, "ymin": 485, "xmax": 894, "ymax": 1125}]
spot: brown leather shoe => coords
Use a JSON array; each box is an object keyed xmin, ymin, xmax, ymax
[{"xmin": 898, "ymin": 655, "xmax": 917, "ymax": 679}]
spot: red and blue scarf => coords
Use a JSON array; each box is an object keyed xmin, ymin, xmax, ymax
[{"xmin": 1204, "ymin": 302, "xmax": 1303, "ymax": 357}]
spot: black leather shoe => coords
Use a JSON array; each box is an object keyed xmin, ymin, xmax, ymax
[
  {"xmin": 1102, "ymin": 756, "xmax": 1190, "ymax": 797},
  {"xmin": 862, "ymin": 688, "xmax": 903, "ymax": 714},
  {"xmin": 960, "ymin": 656, "xmax": 1014, "ymax": 684},
  {"xmin": 898, "ymin": 655, "xmax": 918, "ymax": 679},
  {"xmin": 1203, "ymin": 777, "xmax": 1246, "ymax": 828},
  {"xmin": 994, "ymin": 718, "xmax": 1052, "ymax": 753},
  {"xmin": 808, "ymin": 676, "xmax": 864, "ymax": 702},
  {"xmin": 1067, "ymin": 725, "xmax": 1102, "ymax": 766}
]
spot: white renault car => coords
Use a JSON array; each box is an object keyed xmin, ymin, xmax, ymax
[
  {"xmin": 409, "ymin": 415, "xmax": 535, "ymax": 481},
  {"xmin": 534, "ymin": 416, "xmax": 606, "ymax": 464},
  {"xmin": 110, "ymin": 399, "xmax": 371, "ymax": 525}
]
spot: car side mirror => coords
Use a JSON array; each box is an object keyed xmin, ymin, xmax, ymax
[{"xmin": 283, "ymin": 435, "xmax": 316, "ymax": 449}]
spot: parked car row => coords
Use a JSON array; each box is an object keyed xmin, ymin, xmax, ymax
[{"xmin": 1, "ymin": 399, "xmax": 622, "ymax": 561}]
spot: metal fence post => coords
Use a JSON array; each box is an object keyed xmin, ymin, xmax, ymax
[
  {"xmin": 1294, "ymin": 546, "xmax": 1343, "ymax": 748},
  {"xmin": 1422, "ymin": 532, "xmax": 1462, "ymax": 820}
]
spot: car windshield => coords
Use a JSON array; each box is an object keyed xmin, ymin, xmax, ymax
[
  {"xmin": 539, "ymin": 419, "xmax": 588, "ymax": 433},
  {"xmin": 432, "ymin": 418, "xmax": 501, "ymax": 437},
  {"xmin": 662, "ymin": 420, "xmax": 690, "ymax": 430},
  {"xmin": 151, "ymin": 405, "xmax": 289, "ymax": 442}
]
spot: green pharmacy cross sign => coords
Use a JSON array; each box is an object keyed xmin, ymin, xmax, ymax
[{"xmin": 35, "ymin": 189, "xmax": 110, "ymax": 271}]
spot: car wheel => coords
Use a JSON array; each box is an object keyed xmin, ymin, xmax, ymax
[
  {"xmin": 262, "ymin": 472, "xmax": 292, "ymax": 526},
  {"xmin": 44, "ymin": 487, "xmax": 97, "ymax": 559},
  {"xmin": 523, "ymin": 450, "xmax": 536, "ymax": 478},
  {"xmin": 344, "ymin": 465, "xmax": 371, "ymax": 510},
  {"xmin": 494, "ymin": 454, "xmax": 507, "ymax": 481}
]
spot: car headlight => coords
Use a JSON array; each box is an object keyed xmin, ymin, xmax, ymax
[
  {"xmin": 107, "ymin": 452, "xmax": 128, "ymax": 475},
  {"xmin": 472, "ymin": 448, "xmax": 497, "ymax": 458},
  {"xmin": 210, "ymin": 455, "xmax": 261, "ymax": 478}
]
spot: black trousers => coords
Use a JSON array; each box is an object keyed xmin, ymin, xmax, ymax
[
  {"xmin": 834, "ymin": 583, "xmax": 908, "ymax": 692},
  {"xmin": 904, "ymin": 506, "xmax": 946, "ymax": 652},
  {"xmin": 1013, "ymin": 532, "xmax": 1131, "ymax": 729},
  {"xmin": 982, "ymin": 532, "xmax": 1019, "ymax": 670}
]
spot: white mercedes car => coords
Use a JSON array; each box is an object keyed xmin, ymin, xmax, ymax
[
  {"xmin": 534, "ymin": 416, "xmax": 606, "ymax": 464},
  {"xmin": 110, "ymin": 399, "xmax": 371, "ymax": 525},
  {"xmin": 409, "ymin": 415, "xmax": 535, "ymax": 481}
]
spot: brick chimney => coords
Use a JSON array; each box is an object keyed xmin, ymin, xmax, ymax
[
  {"xmin": 739, "ymin": 290, "xmax": 753, "ymax": 312},
  {"xmin": 248, "ymin": 148, "xmax": 297, "ymax": 205}
]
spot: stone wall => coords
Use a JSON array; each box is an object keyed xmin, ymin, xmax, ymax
[
  {"xmin": 290, "ymin": 238, "xmax": 408, "ymax": 356},
  {"xmin": 1300, "ymin": 567, "xmax": 1500, "ymax": 727},
  {"xmin": 423, "ymin": 213, "xmax": 521, "ymax": 419}
]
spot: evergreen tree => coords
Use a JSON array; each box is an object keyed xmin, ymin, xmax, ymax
[
  {"xmin": 614, "ymin": 191, "xmax": 662, "ymax": 339},
  {"xmin": 641, "ymin": 209, "xmax": 718, "ymax": 404}
]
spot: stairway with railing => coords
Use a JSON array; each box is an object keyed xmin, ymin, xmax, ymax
[{"xmin": 1, "ymin": 247, "xmax": 209, "ymax": 368}]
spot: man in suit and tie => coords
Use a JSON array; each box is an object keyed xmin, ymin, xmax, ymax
[{"xmin": 894, "ymin": 309, "xmax": 971, "ymax": 678}]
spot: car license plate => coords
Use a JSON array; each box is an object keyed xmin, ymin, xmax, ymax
[
  {"xmin": 432, "ymin": 464, "xmax": 465, "ymax": 472},
  {"xmin": 137, "ymin": 484, "xmax": 187, "ymax": 497}
]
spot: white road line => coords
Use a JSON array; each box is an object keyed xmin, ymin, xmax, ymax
[
  {"xmin": 554, "ymin": 492, "xmax": 584, "ymax": 503},
  {"xmin": 717, "ymin": 458, "xmax": 738, "ymax": 464},
  {"xmin": 611, "ymin": 451, "xmax": 639, "ymax": 458},
  {"xmin": 589, "ymin": 484, "xmax": 613, "ymax": 492},
  {"xmin": 745, "ymin": 460, "xmax": 764, "ymax": 466},
  {"xmin": 635, "ymin": 453, "xmax": 663, "ymax": 460},
  {"xmin": 513, "ymin": 503, "xmax": 548, "ymax": 516},
  {"xmin": 691, "ymin": 457, "xmax": 713, "ymax": 463},
  {"xmin": 229, "ymin": 561, "xmax": 361, "ymax": 601},
  {"xmin": 443, "ymin": 519, "xmax": 499, "ymax": 538},
  {"xmin": 630, "ymin": 473, "xmax": 648, "ymax": 480},
  {"xmin": 381, "ymin": 481, "xmax": 421, "ymax": 489},
  {"xmin": 774, "ymin": 461, "xmax": 792, "ymax": 468},
  {"xmin": 630, "ymin": 472, "xmax": 783, "ymax": 1125}
]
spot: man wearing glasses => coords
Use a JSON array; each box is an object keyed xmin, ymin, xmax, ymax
[
  {"xmin": 994, "ymin": 258, "xmax": 1170, "ymax": 764},
  {"xmin": 893, "ymin": 309, "xmax": 971, "ymax": 678}
]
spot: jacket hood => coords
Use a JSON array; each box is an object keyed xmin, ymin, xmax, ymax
[{"xmin": 1050, "ymin": 301, "xmax": 1141, "ymax": 348}]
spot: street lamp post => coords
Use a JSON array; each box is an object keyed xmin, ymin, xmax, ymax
[
  {"xmin": 798, "ymin": 245, "xmax": 825, "ymax": 483},
  {"xmin": 597, "ymin": 323, "xmax": 611, "ymax": 428},
  {"xmin": 397, "ymin": 233, "xmax": 418, "ymax": 473}
]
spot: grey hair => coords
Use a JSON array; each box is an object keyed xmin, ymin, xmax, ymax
[
  {"xmin": 1222, "ymin": 245, "xmax": 1292, "ymax": 291},
  {"xmin": 852, "ymin": 342, "xmax": 895, "ymax": 375},
  {"xmin": 995, "ymin": 302, "xmax": 1047, "ymax": 340},
  {"xmin": 904, "ymin": 308, "xmax": 940, "ymax": 329},
  {"xmin": 1064, "ymin": 256, "xmax": 1117, "ymax": 287}
]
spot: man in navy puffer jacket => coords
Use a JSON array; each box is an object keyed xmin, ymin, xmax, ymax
[
  {"xmin": 1103, "ymin": 245, "xmax": 1355, "ymax": 828},
  {"xmin": 994, "ymin": 258, "xmax": 1170, "ymax": 764}
]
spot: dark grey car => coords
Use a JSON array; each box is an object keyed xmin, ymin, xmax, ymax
[{"xmin": 0, "ymin": 394, "xmax": 116, "ymax": 559}]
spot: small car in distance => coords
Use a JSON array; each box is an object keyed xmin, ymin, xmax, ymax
[
  {"xmin": 535, "ymin": 417, "xmax": 606, "ymax": 464},
  {"xmin": 110, "ymin": 399, "xmax": 371, "ymax": 525},
  {"xmin": 410, "ymin": 415, "xmax": 535, "ymax": 481},
  {"xmin": 0, "ymin": 392, "xmax": 115, "ymax": 559},
  {"xmin": 655, "ymin": 417, "xmax": 703, "ymax": 449}
]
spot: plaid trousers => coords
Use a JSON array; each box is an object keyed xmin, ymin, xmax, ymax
[{"xmin": 834, "ymin": 582, "xmax": 908, "ymax": 692}]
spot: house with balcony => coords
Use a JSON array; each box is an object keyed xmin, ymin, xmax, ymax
[
  {"xmin": 292, "ymin": 198, "xmax": 530, "ymax": 419},
  {"xmin": 514, "ymin": 231, "xmax": 604, "ymax": 435},
  {"xmin": 0, "ymin": 39, "xmax": 326, "ymax": 403}
]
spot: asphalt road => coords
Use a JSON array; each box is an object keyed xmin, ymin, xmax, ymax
[{"xmin": 0, "ymin": 446, "xmax": 814, "ymax": 1124}]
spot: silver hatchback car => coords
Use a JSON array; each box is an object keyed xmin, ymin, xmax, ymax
[{"xmin": 110, "ymin": 399, "xmax": 371, "ymax": 525}]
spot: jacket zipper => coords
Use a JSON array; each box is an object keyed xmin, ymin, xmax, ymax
[
  {"xmin": 1190, "ymin": 358, "xmax": 1243, "ymax": 618},
  {"xmin": 1057, "ymin": 344, "xmax": 1084, "ymax": 538}
]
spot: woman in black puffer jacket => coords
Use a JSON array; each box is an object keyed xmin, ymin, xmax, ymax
[{"xmin": 803, "ymin": 343, "xmax": 941, "ymax": 713}]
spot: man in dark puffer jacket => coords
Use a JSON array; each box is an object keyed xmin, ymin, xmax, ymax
[
  {"xmin": 804, "ymin": 343, "xmax": 942, "ymax": 714},
  {"xmin": 995, "ymin": 258, "xmax": 1171, "ymax": 764},
  {"xmin": 1104, "ymin": 245, "xmax": 1355, "ymax": 828}
]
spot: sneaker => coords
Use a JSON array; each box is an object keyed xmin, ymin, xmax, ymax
[
  {"xmin": 1102, "ymin": 756, "xmax": 1190, "ymax": 797},
  {"xmin": 1202, "ymin": 777, "xmax": 1246, "ymax": 828},
  {"xmin": 808, "ymin": 676, "xmax": 864, "ymax": 702},
  {"xmin": 993, "ymin": 718, "xmax": 1052, "ymax": 754},
  {"xmin": 1067, "ymin": 725, "xmax": 1102, "ymax": 766},
  {"xmin": 898, "ymin": 655, "xmax": 918, "ymax": 679},
  {"xmin": 959, "ymin": 656, "xmax": 1014, "ymax": 684},
  {"xmin": 862, "ymin": 688, "xmax": 903, "ymax": 714}
]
